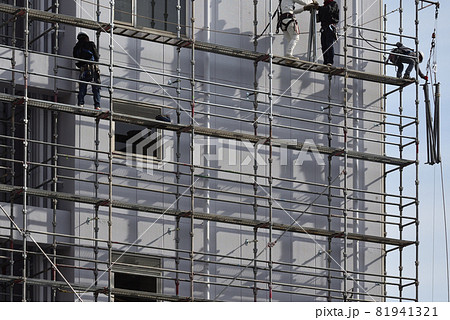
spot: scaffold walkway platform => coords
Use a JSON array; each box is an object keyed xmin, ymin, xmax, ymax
[
  {"xmin": 0, "ymin": 183, "xmax": 415, "ymax": 248},
  {"xmin": 0, "ymin": 92, "xmax": 415, "ymax": 168},
  {"xmin": 0, "ymin": 3, "xmax": 413, "ymax": 87}
]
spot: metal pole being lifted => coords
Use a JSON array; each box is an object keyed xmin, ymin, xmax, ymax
[{"xmin": 307, "ymin": 8, "xmax": 317, "ymax": 61}]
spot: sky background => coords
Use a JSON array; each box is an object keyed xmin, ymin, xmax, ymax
[{"xmin": 394, "ymin": 1, "xmax": 449, "ymax": 302}]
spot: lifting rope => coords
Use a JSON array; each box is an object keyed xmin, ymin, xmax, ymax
[{"xmin": 422, "ymin": 1, "xmax": 449, "ymax": 302}]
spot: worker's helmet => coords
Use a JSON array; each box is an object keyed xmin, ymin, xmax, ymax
[
  {"xmin": 418, "ymin": 51, "xmax": 424, "ymax": 63},
  {"xmin": 77, "ymin": 31, "xmax": 89, "ymax": 41}
]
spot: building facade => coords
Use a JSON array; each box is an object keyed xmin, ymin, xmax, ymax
[{"xmin": 0, "ymin": 0, "xmax": 419, "ymax": 302}]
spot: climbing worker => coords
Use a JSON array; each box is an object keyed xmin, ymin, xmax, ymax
[
  {"xmin": 277, "ymin": 0, "xmax": 318, "ymax": 58},
  {"xmin": 316, "ymin": 0, "xmax": 339, "ymax": 65},
  {"xmin": 388, "ymin": 42, "xmax": 428, "ymax": 80},
  {"xmin": 73, "ymin": 31, "xmax": 101, "ymax": 109}
]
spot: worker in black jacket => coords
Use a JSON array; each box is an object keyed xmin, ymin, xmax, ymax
[
  {"xmin": 73, "ymin": 32, "xmax": 101, "ymax": 109},
  {"xmin": 388, "ymin": 42, "xmax": 428, "ymax": 80},
  {"xmin": 317, "ymin": 0, "xmax": 339, "ymax": 65}
]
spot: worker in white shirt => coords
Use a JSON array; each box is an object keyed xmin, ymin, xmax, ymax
[{"xmin": 277, "ymin": 0, "xmax": 318, "ymax": 57}]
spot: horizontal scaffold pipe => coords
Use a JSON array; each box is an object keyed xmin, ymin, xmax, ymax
[
  {"xmin": 0, "ymin": 93, "xmax": 415, "ymax": 168},
  {"xmin": 0, "ymin": 3, "xmax": 414, "ymax": 87},
  {"xmin": 0, "ymin": 183, "xmax": 415, "ymax": 248}
]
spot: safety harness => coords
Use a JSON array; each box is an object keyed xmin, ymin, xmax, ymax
[{"xmin": 276, "ymin": 1, "xmax": 299, "ymax": 34}]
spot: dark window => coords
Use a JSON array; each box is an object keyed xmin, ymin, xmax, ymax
[
  {"xmin": 115, "ymin": 0, "xmax": 186, "ymax": 34},
  {"xmin": 114, "ymin": 273, "xmax": 157, "ymax": 302},
  {"xmin": 114, "ymin": 122, "xmax": 159, "ymax": 158},
  {"xmin": 113, "ymin": 100, "xmax": 163, "ymax": 159},
  {"xmin": 112, "ymin": 252, "xmax": 160, "ymax": 302}
]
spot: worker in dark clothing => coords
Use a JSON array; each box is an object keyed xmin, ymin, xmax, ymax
[
  {"xmin": 317, "ymin": 0, "xmax": 339, "ymax": 65},
  {"xmin": 388, "ymin": 42, "xmax": 428, "ymax": 80},
  {"xmin": 73, "ymin": 32, "xmax": 101, "ymax": 109}
]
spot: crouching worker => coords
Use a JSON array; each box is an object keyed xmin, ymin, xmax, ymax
[
  {"xmin": 73, "ymin": 32, "xmax": 101, "ymax": 109},
  {"xmin": 388, "ymin": 42, "xmax": 428, "ymax": 81},
  {"xmin": 277, "ymin": 0, "xmax": 318, "ymax": 58}
]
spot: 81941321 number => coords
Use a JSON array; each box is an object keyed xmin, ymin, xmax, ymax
[{"xmin": 375, "ymin": 307, "xmax": 438, "ymax": 317}]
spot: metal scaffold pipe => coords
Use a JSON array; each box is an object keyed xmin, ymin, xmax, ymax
[
  {"xmin": 189, "ymin": 0, "xmax": 196, "ymax": 301},
  {"xmin": 107, "ymin": 0, "xmax": 115, "ymax": 303},
  {"xmin": 414, "ymin": 0, "xmax": 420, "ymax": 301},
  {"xmin": 21, "ymin": 1, "xmax": 30, "ymax": 302},
  {"xmin": 51, "ymin": 0, "xmax": 60, "ymax": 302},
  {"xmin": 252, "ymin": 0, "xmax": 259, "ymax": 303}
]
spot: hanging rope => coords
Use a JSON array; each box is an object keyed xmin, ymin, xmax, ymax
[
  {"xmin": 439, "ymin": 162, "xmax": 450, "ymax": 301},
  {"xmin": 423, "ymin": 4, "xmax": 440, "ymax": 165}
]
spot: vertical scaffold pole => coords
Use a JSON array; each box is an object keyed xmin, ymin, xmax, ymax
[
  {"xmin": 107, "ymin": 0, "xmax": 115, "ymax": 302},
  {"xmin": 189, "ymin": 0, "xmax": 196, "ymax": 301},
  {"xmin": 203, "ymin": 0, "xmax": 211, "ymax": 301},
  {"xmin": 9, "ymin": 0, "xmax": 18, "ymax": 303},
  {"xmin": 94, "ymin": 117, "xmax": 100, "ymax": 302},
  {"xmin": 414, "ymin": 0, "xmax": 420, "ymax": 302},
  {"xmin": 398, "ymin": 0, "xmax": 404, "ymax": 302},
  {"xmin": 252, "ymin": 0, "xmax": 259, "ymax": 302},
  {"xmin": 268, "ymin": 0, "xmax": 274, "ymax": 302},
  {"xmin": 342, "ymin": 0, "xmax": 349, "ymax": 302},
  {"xmin": 326, "ymin": 74, "xmax": 333, "ymax": 302},
  {"xmin": 51, "ymin": 0, "xmax": 60, "ymax": 302},
  {"xmin": 96, "ymin": 0, "xmax": 101, "ymax": 49},
  {"xmin": 175, "ymin": 0, "xmax": 181, "ymax": 298},
  {"xmin": 22, "ymin": 0, "xmax": 30, "ymax": 302},
  {"xmin": 94, "ymin": 0, "xmax": 102, "ymax": 303},
  {"xmin": 382, "ymin": 3, "xmax": 388, "ymax": 299}
]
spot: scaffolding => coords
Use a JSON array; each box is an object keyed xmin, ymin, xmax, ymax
[{"xmin": 0, "ymin": 0, "xmax": 433, "ymax": 302}]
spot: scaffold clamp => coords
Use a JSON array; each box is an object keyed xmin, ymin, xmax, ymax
[
  {"xmin": 13, "ymin": 9, "xmax": 25, "ymax": 17},
  {"xmin": 12, "ymin": 97, "xmax": 25, "ymax": 106},
  {"xmin": 11, "ymin": 187, "xmax": 24, "ymax": 196},
  {"xmin": 332, "ymin": 232, "xmax": 345, "ymax": 239},
  {"xmin": 179, "ymin": 211, "xmax": 192, "ymax": 218},
  {"xmin": 100, "ymin": 23, "xmax": 111, "ymax": 33},
  {"xmin": 256, "ymin": 54, "xmax": 270, "ymax": 62},
  {"xmin": 96, "ymin": 199, "xmax": 110, "ymax": 207},
  {"xmin": 255, "ymin": 222, "xmax": 270, "ymax": 229},
  {"xmin": 96, "ymin": 110, "xmax": 110, "ymax": 120}
]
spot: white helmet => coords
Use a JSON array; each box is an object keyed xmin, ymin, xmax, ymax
[
  {"xmin": 418, "ymin": 51, "xmax": 424, "ymax": 63},
  {"xmin": 77, "ymin": 31, "xmax": 89, "ymax": 41}
]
